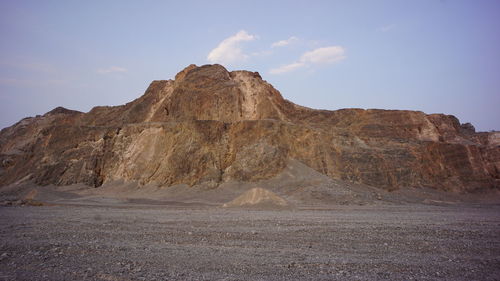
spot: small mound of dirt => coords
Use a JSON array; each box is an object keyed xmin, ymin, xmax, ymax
[
  {"xmin": 23, "ymin": 189, "xmax": 38, "ymax": 201},
  {"xmin": 222, "ymin": 188, "xmax": 289, "ymax": 209},
  {"xmin": 0, "ymin": 188, "xmax": 46, "ymax": 206},
  {"xmin": 0, "ymin": 199, "xmax": 46, "ymax": 207}
]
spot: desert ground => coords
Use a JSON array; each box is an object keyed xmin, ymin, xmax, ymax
[{"xmin": 1, "ymin": 177, "xmax": 500, "ymax": 281}]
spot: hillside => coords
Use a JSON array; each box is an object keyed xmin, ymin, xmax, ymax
[{"xmin": 0, "ymin": 64, "xmax": 498, "ymax": 192}]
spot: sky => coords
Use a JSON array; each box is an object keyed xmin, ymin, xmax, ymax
[{"xmin": 1, "ymin": 0, "xmax": 499, "ymax": 131}]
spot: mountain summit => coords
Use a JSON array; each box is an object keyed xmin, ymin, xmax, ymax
[{"xmin": 0, "ymin": 64, "xmax": 498, "ymax": 192}]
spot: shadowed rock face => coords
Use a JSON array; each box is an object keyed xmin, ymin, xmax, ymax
[{"xmin": 0, "ymin": 64, "xmax": 499, "ymax": 192}]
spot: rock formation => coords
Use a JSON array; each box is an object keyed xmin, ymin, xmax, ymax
[{"xmin": 0, "ymin": 64, "xmax": 498, "ymax": 192}]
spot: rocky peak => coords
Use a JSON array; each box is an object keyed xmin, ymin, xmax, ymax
[
  {"xmin": 156, "ymin": 64, "xmax": 288, "ymax": 122},
  {"xmin": 174, "ymin": 64, "xmax": 198, "ymax": 81},
  {"xmin": 177, "ymin": 64, "xmax": 232, "ymax": 85},
  {"xmin": 44, "ymin": 106, "xmax": 81, "ymax": 116}
]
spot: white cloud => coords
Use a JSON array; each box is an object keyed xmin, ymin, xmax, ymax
[
  {"xmin": 271, "ymin": 36, "xmax": 298, "ymax": 48},
  {"xmin": 300, "ymin": 46, "xmax": 346, "ymax": 64},
  {"xmin": 207, "ymin": 30, "xmax": 256, "ymax": 65},
  {"xmin": 269, "ymin": 45, "xmax": 346, "ymax": 74},
  {"xmin": 97, "ymin": 66, "xmax": 127, "ymax": 74},
  {"xmin": 269, "ymin": 62, "xmax": 305, "ymax": 74}
]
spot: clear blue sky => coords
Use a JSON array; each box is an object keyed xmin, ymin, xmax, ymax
[{"xmin": 1, "ymin": 0, "xmax": 499, "ymax": 131}]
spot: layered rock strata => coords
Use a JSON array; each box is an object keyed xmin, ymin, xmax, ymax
[{"xmin": 1, "ymin": 64, "xmax": 498, "ymax": 192}]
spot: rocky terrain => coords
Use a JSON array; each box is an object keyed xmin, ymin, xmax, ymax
[
  {"xmin": 1, "ymin": 175, "xmax": 499, "ymax": 280},
  {"xmin": 1, "ymin": 202, "xmax": 499, "ymax": 281},
  {"xmin": 0, "ymin": 64, "xmax": 499, "ymax": 193}
]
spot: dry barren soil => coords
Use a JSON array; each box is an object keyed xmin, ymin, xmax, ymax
[{"xmin": 1, "ymin": 200, "xmax": 499, "ymax": 280}]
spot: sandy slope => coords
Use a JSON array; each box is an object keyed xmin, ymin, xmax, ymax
[
  {"xmin": 2, "ymin": 159, "xmax": 499, "ymax": 209},
  {"xmin": 222, "ymin": 188, "xmax": 289, "ymax": 208}
]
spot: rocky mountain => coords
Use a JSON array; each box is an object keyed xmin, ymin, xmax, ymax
[{"xmin": 0, "ymin": 64, "xmax": 498, "ymax": 192}]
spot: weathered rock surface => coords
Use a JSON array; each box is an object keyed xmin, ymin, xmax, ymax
[{"xmin": 0, "ymin": 64, "xmax": 498, "ymax": 192}]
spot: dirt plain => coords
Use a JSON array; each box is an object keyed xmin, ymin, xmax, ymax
[{"xmin": 1, "ymin": 183, "xmax": 499, "ymax": 281}]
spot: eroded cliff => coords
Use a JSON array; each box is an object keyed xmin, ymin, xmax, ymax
[{"xmin": 1, "ymin": 64, "xmax": 498, "ymax": 192}]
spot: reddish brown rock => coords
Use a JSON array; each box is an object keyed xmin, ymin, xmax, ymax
[{"xmin": 0, "ymin": 64, "xmax": 498, "ymax": 192}]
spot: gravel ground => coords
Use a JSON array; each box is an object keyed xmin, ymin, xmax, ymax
[{"xmin": 0, "ymin": 203, "xmax": 499, "ymax": 280}]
